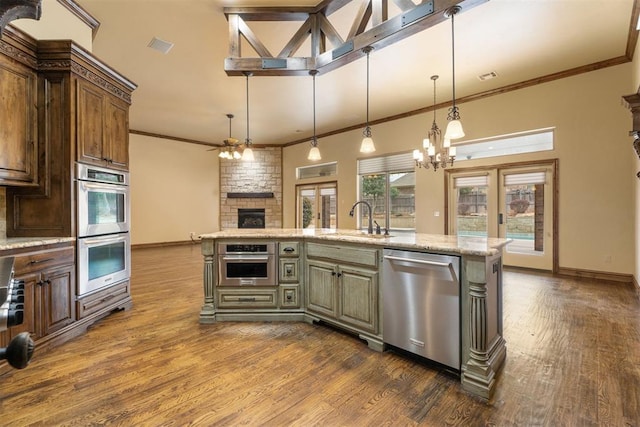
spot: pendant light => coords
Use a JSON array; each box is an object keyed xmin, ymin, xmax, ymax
[
  {"xmin": 307, "ymin": 70, "xmax": 321, "ymax": 161},
  {"xmin": 413, "ymin": 75, "xmax": 456, "ymax": 170},
  {"xmin": 360, "ymin": 46, "xmax": 376, "ymax": 153},
  {"xmin": 241, "ymin": 71, "xmax": 255, "ymax": 161},
  {"xmin": 443, "ymin": 6, "xmax": 465, "ymax": 140}
]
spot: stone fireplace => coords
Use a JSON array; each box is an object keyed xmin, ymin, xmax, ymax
[{"xmin": 219, "ymin": 147, "xmax": 282, "ymax": 230}]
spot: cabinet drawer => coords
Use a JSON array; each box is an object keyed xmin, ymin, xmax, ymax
[
  {"xmin": 306, "ymin": 242, "xmax": 378, "ymax": 268},
  {"xmin": 280, "ymin": 285, "xmax": 300, "ymax": 308},
  {"xmin": 279, "ymin": 242, "xmax": 300, "ymax": 257},
  {"xmin": 77, "ymin": 281, "xmax": 130, "ymax": 319},
  {"xmin": 279, "ymin": 258, "xmax": 299, "ymax": 283},
  {"xmin": 217, "ymin": 289, "xmax": 278, "ymax": 308},
  {"xmin": 14, "ymin": 247, "xmax": 75, "ymax": 276}
]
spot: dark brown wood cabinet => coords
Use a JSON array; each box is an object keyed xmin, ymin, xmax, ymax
[
  {"xmin": 1, "ymin": 244, "xmax": 75, "ymax": 346},
  {"xmin": 0, "ymin": 31, "xmax": 38, "ymax": 186},
  {"xmin": 77, "ymin": 79, "xmax": 130, "ymax": 170}
]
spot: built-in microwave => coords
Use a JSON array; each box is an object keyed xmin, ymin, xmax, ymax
[
  {"xmin": 76, "ymin": 163, "xmax": 129, "ymax": 237},
  {"xmin": 217, "ymin": 242, "xmax": 276, "ymax": 287},
  {"xmin": 77, "ymin": 233, "xmax": 131, "ymax": 296}
]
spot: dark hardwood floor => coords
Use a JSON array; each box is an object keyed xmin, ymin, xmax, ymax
[{"xmin": 1, "ymin": 244, "xmax": 639, "ymax": 426}]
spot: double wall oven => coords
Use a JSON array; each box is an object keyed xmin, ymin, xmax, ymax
[{"xmin": 76, "ymin": 163, "xmax": 131, "ymax": 297}]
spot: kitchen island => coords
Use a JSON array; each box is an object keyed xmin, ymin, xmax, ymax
[{"xmin": 199, "ymin": 228, "xmax": 510, "ymax": 399}]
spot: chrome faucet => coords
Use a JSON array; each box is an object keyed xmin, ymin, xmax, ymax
[{"xmin": 349, "ymin": 201, "xmax": 374, "ymax": 234}]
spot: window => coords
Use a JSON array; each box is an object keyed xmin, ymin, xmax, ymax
[
  {"xmin": 296, "ymin": 161, "xmax": 337, "ymax": 179},
  {"xmin": 357, "ymin": 153, "xmax": 415, "ymax": 232},
  {"xmin": 455, "ymin": 128, "xmax": 554, "ymax": 161}
]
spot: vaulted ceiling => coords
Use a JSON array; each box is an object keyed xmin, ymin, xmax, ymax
[{"xmin": 79, "ymin": 0, "xmax": 638, "ymax": 149}]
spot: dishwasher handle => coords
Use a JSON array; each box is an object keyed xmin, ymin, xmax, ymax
[
  {"xmin": 383, "ymin": 254, "xmax": 458, "ymax": 283},
  {"xmin": 383, "ymin": 255, "xmax": 449, "ymax": 267}
]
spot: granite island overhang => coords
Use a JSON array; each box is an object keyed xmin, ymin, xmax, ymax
[{"xmin": 198, "ymin": 228, "xmax": 511, "ymax": 400}]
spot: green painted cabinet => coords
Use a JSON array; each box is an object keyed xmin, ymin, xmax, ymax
[{"xmin": 305, "ymin": 242, "xmax": 380, "ymax": 338}]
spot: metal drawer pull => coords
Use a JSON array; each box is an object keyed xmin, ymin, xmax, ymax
[
  {"xmin": 238, "ymin": 297, "xmax": 256, "ymax": 302},
  {"xmin": 283, "ymin": 247, "xmax": 295, "ymax": 253}
]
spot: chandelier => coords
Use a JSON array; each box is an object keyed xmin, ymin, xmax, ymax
[{"xmin": 413, "ymin": 75, "xmax": 456, "ymax": 171}]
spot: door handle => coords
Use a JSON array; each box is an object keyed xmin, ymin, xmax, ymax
[{"xmin": 498, "ymin": 213, "xmax": 504, "ymax": 225}]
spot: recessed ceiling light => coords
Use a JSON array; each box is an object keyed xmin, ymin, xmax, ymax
[
  {"xmin": 478, "ymin": 71, "xmax": 498, "ymax": 81},
  {"xmin": 148, "ymin": 37, "xmax": 174, "ymax": 54}
]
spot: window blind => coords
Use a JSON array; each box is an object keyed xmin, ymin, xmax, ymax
[
  {"xmin": 504, "ymin": 171, "xmax": 546, "ymax": 185},
  {"xmin": 454, "ymin": 175, "xmax": 488, "ymax": 188},
  {"xmin": 357, "ymin": 152, "xmax": 414, "ymax": 175}
]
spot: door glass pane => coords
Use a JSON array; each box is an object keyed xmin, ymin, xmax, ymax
[
  {"xmin": 300, "ymin": 188, "xmax": 316, "ymax": 229},
  {"xmin": 504, "ymin": 183, "xmax": 541, "ymax": 254},
  {"xmin": 360, "ymin": 174, "xmax": 387, "ymax": 231},
  {"xmin": 319, "ymin": 187, "xmax": 337, "ymax": 229},
  {"xmin": 389, "ymin": 172, "xmax": 415, "ymax": 230},
  {"xmin": 456, "ymin": 186, "xmax": 488, "ymax": 237}
]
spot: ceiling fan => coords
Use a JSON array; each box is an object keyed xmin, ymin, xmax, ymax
[{"xmin": 208, "ymin": 114, "xmax": 242, "ymax": 159}]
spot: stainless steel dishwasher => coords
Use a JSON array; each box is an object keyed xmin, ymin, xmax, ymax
[{"xmin": 382, "ymin": 249, "xmax": 461, "ymax": 370}]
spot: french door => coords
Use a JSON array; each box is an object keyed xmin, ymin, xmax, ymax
[
  {"xmin": 296, "ymin": 182, "xmax": 337, "ymax": 230},
  {"xmin": 447, "ymin": 160, "xmax": 557, "ymax": 271}
]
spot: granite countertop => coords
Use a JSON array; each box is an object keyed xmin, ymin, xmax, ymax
[
  {"xmin": 0, "ymin": 237, "xmax": 75, "ymax": 252},
  {"xmin": 200, "ymin": 228, "xmax": 511, "ymax": 257}
]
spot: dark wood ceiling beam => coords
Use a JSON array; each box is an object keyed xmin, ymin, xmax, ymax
[
  {"xmin": 224, "ymin": 0, "xmax": 488, "ymax": 76},
  {"xmin": 224, "ymin": 7, "xmax": 313, "ymax": 21}
]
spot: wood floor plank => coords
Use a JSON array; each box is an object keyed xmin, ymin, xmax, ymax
[{"xmin": 1, "ymin": 244, "xmax": 639, "ymax": 425}]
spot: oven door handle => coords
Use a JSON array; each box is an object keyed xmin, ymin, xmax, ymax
[
  {"xmin": 80, "ymin": 235, "xmax": 127, "ymax": 245},
  {"xmin": 222, "ymin": 255, "xmax": 270, "ymax": 261}
]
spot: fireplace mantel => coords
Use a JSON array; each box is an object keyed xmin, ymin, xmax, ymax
[{"xmin": 227, "ymin": 192, "xmax": 274, "ymax": 199}]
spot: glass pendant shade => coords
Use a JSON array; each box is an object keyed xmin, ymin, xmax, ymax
[
  {"xmin": 241, "ymin": 146, "xmax": 254, "ymax": 161},
  {"xmin": 308, "ymin": 146, "xmax": 321, "ymax": 161},
  {"xmin": 360, "ymin": 136, "xmax": 375, "ymax": 153},
  {"xmin": 444, "ymin": 119, "xmax": 465, "ymax": 139}
]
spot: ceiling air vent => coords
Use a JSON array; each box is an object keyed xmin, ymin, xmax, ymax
[
  {"xmin": 478, "ymin": 71, "xmax": 498, "ymax": 81},
  {"xmin": 147, "ymin": 37, "xmax": 174, "ymax": 54}
]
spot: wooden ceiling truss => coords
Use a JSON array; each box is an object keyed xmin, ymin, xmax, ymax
[{"xmin": 224, "ymin": 0, "xmax": 488, "ymax": 76}]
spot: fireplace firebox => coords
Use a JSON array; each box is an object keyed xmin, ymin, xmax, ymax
[{"xmin": 238, "ymin": 209, "xmax": 266, "ymax": 229}]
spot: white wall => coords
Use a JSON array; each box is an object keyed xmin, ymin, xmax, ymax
[
  {"xmin": 128, "ymin": 134, "xmax": 219, "ymax": 245},
  {"xmin": 11, "ymin": 0, "xmax": 93, "ymax": 51},
  {"xmin": 284, "ymin": 63, "xmax": 635, "ymax": 275}
]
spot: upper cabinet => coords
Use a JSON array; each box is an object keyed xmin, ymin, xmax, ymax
[
  {"xmin": 4, "ymin": 35, "xmax": 136, "ymax": 237},
  {"xmin": 77, "ymin": 80, "xmax": 130, "ymax": 170},
  {"xmin": 0, "ymin": 29, "xmax": 38, "ymax": 186}
]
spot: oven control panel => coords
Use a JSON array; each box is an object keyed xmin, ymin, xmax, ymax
[{"xmin": 219, "ymin": 243, "xmax": 274, "ymax": 254}]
